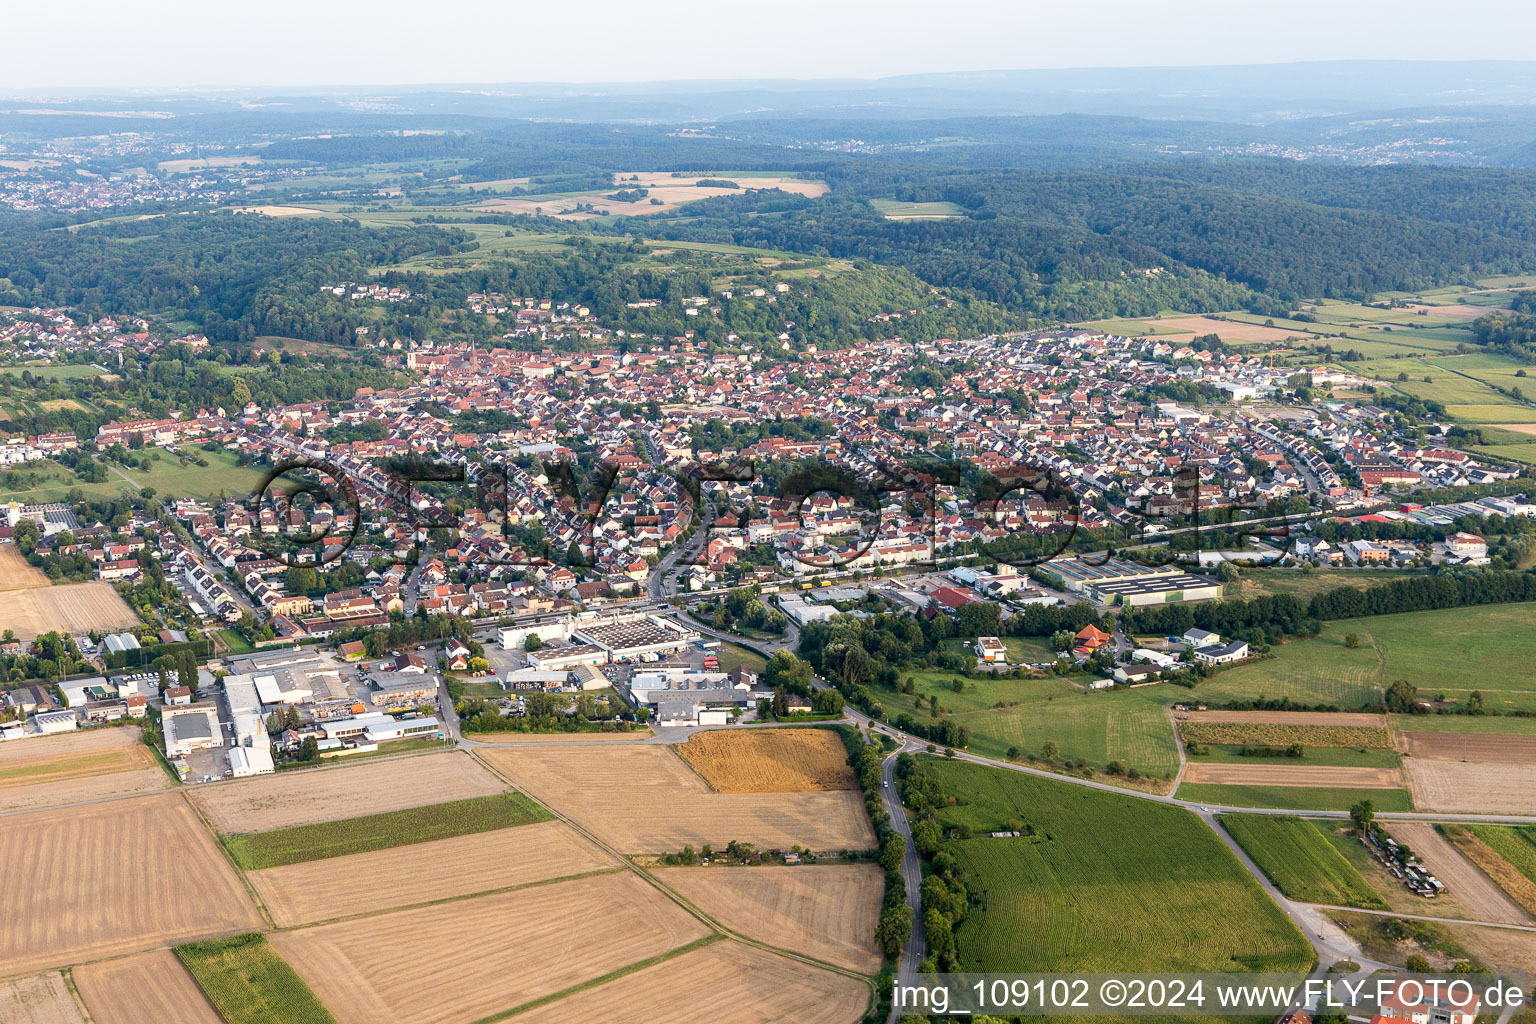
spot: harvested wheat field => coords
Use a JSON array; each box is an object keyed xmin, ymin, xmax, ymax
[
  {"xmin": 1440, "ymin": 826, "xmax": 1536, "ymax": 918},
  {"xmin": 190, "ymin": 750, "xmax": 505, "ymax": 832},
  {"xmin": 270, "ymin": 872, "xmax": 710, "ymax": 1024},
  {"xmin": 1182, "ymin": 763, "xmax": 1402, "ymax": 788},
  {"xmin": 654, "ymin": 864, "xmax": 883, "ymax": 972},
  {"xmin": 73, "ymin": 949, "xmax": 222, "ymax": 1024},
  {"xmin": 1175, "ymin": 710, "xmax": 1388, "ymax": 728},
  {"xmin": 0, "ymin": 581, "xmax": 139, "ymax": 641},
  {"xmin": 0, "ymin": 727, "xmax": 169, "ymax": 813},
  {"xmin": 1155, "ymin": 316, "xmax": 1319, "ymax": 344},
  {"xmin": 479, "ymin": 745, "xmax": 876, "ymax": 853},
  {"xmin": 0, "ymin": 545, "xmax": 50, "ymax": 590},
  {"xmin": 0, "ymin": 793, "xmax": 261, "ymax": 976},
  {"xmin": 1399, "ymin": 732, "xmax": 1536, "ymax": 764},
  {"xmin": 250, "ymin": 820, "xmax": 617, "ymax": 926},
  {"xmin": 676, "ymin": 728, "xmax": 856, "ymax": 793},
  {"xmin": 1404, "ymin": 761, "xmax": 1536, "ymax": 814},
  {"xmin": 0, "ymin": 972, "xmax": 85, "ymax": 1024},
  {"xmin": 1388, "ymin": 823, "xmax": 1531, "ymax": 926},
  {"xmin": 511, "ymin": 939, "xmax": 869, "ymax": 1024}
]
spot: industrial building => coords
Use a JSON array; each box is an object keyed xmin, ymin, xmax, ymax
[{"xmin": 162, "ymin": 703, "xmax": 222, "ymax": 758}]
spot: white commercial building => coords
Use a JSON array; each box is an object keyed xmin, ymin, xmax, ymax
[{"xmin": 229, "ymin": 745, "xmax": 275, "ymax": 777}]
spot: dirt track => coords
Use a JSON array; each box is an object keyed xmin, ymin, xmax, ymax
[{"xmin": 1388, "ymin": 823, "xmax": 1532, "ymax": 926}]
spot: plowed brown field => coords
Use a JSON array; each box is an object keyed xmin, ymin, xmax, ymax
[
  {"xmin": 509, "ymin": 939, "xmax": 870, "ymax": 1024},
  {"xmin": 478, "ymin": 745, "xmax": 876, "ymax": 853},
  {"xmin": 1182, "ymin": 763, "xmax": 1402, "ymax": 788},
  {"xmin": 190, "ymin": 751, "xmax": 505, "ymax": 832},
  {"xmin": 1399, "ymin": 732, "xmax": 1536, "ymax": 764},
  {"xmin": 269, "ymin": 873, "xmax": 711, "ymax": 1024},
  {"xmin": 73, "ymin": 949, "xmax": 222, "ymax": 1024},
  {"xmin": 249, "ymin": 820, "xmax": 617, "ymax": 926},
  {"xmin": 675, "ymin": 728, "xmax": 856, "ymax": 792},
  {"xmin": 0, "ymin": 793, "xmax": 261, "ymax": 975},
  {"xmin": 654, "ymin": 864, "xmax": 883, "ymax": 972}
]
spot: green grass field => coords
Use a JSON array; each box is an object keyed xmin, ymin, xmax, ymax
[
  {"xmin": 941, "ymin": 684, "xmax": 1184, "ymax": 779},
  {"xmin": 715, "ymin": 643, "xmax": 767, "ymax": 675},
  {"xmin": 869, "ymin": 199, "xmax": 966, "ymax": 219},
  {"xmin": 1188, "ymin": 745, "xmax": 1401, "ymax": 768},
  {"xmin": 221, "ymin": 792, "xmax": 549, "ymax": 869},
  {"xmin": 0, "ymin": 362, "xmax": 107, "ymax": 380},
  {"xmin": 1202, "ymin": 603, "xmax": 1536, "ymax": 712},
  {"xmin": 1467, "ymin": 826, "xmax": 1536, "ymax": 885},
  {"xmin": 1175, "ymin": 783, "xmax": 1413, "ymax": 812},
  {"xmin": 1236, "ymin": 569, "xmax": 1425, "ymax": 601},
  {"xmin": 1197, "ymin": 623, "xmax": 1383, "ymax": 708},
  {"xmin": 0, "ymin": 445, "xmax": 264, "ymax": 504},
  {"xmin": 176, "ymin": 933, "xmax": 337, "ymax": 1024},
  {"xmin": 1388, "ymin": 714, "xmax": 1536, "ymax": 734},
  {"xmin": 1219, "ymin": 814, "xmax": 1387, "ymax": 908},
  {"xmin": 929, "ymin": 761, "xmax": 1314, "ymax": 974}
]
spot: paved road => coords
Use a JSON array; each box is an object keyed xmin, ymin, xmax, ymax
[{"xmin": 877, "ymin": 730, "xmax": 926, "ymax": 1012}]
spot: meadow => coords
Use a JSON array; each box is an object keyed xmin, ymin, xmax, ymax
[
  {"xmin": 0, "ymin": 445, "xmax": 264, "ymax": 504},
  {"xmin": 1201, "ymin": 603, "xmax": 1536, "ymax": 712},
  {"xmin": 1219, "ymin": 814, "xmax": 1387, "ymax": 908},
  {"xmin": 176, "ymin": 934, "xmax": 337, "ymax": 1024},
  {"xmin": 928, "ymin": 761, "xmax": 1314, "ymax": 974},
  {"xmin": 221, "ymin": 792, "xmax": 549, "ymax": 869},
  {"xmin": 869, "ymin": 199, "xmax": 966, "ymax": 219}
]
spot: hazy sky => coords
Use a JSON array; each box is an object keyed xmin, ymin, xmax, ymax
[{"xmin": 7, "ymin": 0, "xmax": 1536, "ymax": 90}]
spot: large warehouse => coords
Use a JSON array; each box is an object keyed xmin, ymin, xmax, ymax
[{"xmin": 570, "ymin": 615, "xmax": 700, "ymax": 663}]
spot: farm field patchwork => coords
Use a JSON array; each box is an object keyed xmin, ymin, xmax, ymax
[
  {"xmin": 0, "ymin": 972, "xmax": 85, "ymax": 1024},
  {"xmin": 0, "ymin": 793, "xmax": 262, "ymax": 976},
  {"xmin": 0, "ymin": 580, "xmax": 139, "ymax": 641},
  {"xmin": 674, "ymin": 728, "xmax": 857, "ymax": 792},
  {"xmin": 1218, "ymin": 814, "xmax": 1387, "ymax": 908},
  {"xmin": 1389, "ymin": 714, "xmax": 1536, "ymax": 735},
  {"xmin": 270, "ymin": 872, "xmax": 712, "ymax": 1024},
  {"xmin": 1466, "ymin": 826, "xmax": 1536, "ymax": 886},
  {"xmin": 0, "ymin": 727, "xmax": 170, "ymax": 813},
  {"xmin": 176, "ymin": 933, "xmax": 337, "ymax": 1024},
  {"xmin": 221, "ymin": 792, "xmax": 549, "ymax": 869},
  {"xmin": 507, "ymin": 939, "xmax": 870, "ymax": 1024},
  {"xmin": 249, "ymin": 820, "xmax": 616, "ymax": 927},
  {"xmin": 653, "ymin": 864, "xmax": 884, "ymax": 973},
  {"xmin": 927, "ymin": 761, "xmax": 1313, "ymax": 974},
  {"xmin": 477, "ymin": 745, "xmax": 876, "ymax": 853},
  {"xmin": 188, "ymin": 750, "xmax": 507, "ymax": 832},
  {"xmin": 74, "ymin": 949, "xmax": 223, "ymax": 1024}
]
